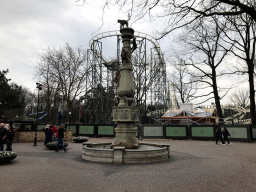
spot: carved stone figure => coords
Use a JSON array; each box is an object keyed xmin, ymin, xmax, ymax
[
  {"xmin": 131, "ymin": 37, "xmax": 137, "ymax": 53},
  {"xmin": 118, "ymin": 19, "xmax": 128, "ymax": 29},
  {"xmin": 121, "ymin": 48, "xmax": 128, "ymax": 62}
]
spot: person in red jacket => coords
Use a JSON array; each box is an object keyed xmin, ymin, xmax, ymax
[{"xmin": 52, "ymin": 125, "xmax": 58, "ymax": 141}]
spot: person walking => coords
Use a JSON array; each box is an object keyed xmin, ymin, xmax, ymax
[
  {"xmin": 55, "ymin": 124, "xmax": 67, "ymax": 152},
  {"xmin": 222, "ymin": 127, "xmax": 231, "ymax": 145},
  {"xmin": 0, "ymin": 123, "xmax": 7, "ymax": 151},
  {"xmin": 215, "ymin": 124, "xmax": 224, "ymax": 145},
  {"xmin": 5, "ymin": 126, "xmax": 15, "ymax": 151}
]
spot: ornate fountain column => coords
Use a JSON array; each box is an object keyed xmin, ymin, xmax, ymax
[
  {"xmin": 82, "ymin": 24, "xmax": 170, "ymax": 163},
  {"xmin": 112, "ymin": 27, "xmax": 139, "ymax": 149}
]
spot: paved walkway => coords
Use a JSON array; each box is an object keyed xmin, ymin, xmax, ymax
[{"xmin": 1, "ymin": 138, "xmax": 256, "ymax": 192}]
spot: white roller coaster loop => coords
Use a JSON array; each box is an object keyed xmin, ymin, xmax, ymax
[
  {"xmin": 89, "ymin": 30, "xmax": 165, "ymax": 67},
  {"xmin": 223, "ymin": 106, "xmax": 250, "ymax": 124}
]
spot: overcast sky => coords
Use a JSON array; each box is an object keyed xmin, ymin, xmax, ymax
[
  {"xmin": 0, "ymin": 1, "xmax": 156, "ymax": 89},
  {"xmin": 0, "ymin": 0, "xmax": 247, "ymax": 106}
]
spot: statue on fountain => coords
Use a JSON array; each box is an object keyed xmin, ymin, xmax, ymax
[{"xmin": 112, "ymin": 19, "xmax": 139, "ymax": 149}]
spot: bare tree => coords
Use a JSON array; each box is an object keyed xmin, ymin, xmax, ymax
[
  {"xmin": 76, "ymin": 1, "xmax": 256, "ymax": 38},
  {"xmin": 229, "ymin": 88, "xmax": 250, "ymax": 108},
  {"xmin": 22, "ymin": 88, "xmax": 37, "ymax": 115},
  {"xmin": 179, "ymin": 17, "xmax": 233, "ymax": 118},
  {"xmin": 159, "ymin": 0, "xmax": 256, "ymax": 37},
  {"xmin": 36, "ymin": 43, "xmax": 87, "ymax": 124},
  {"xmin": 169, "ymin": 55, "xmax": 197, "ymax": 104},
  {"xmin": 220, "ymin": 13, "xmax": 256, "ymax": 124}
]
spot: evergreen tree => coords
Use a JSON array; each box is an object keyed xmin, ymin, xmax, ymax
[{"xmin": 0, "ymin": 70, "xmax": 24, "ymax": 118}]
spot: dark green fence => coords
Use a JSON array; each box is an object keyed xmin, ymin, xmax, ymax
[
  {"xmin": 79, "ymin": 125, "xmax": 95, "ymax": 136},
  {"xmin": 164, "ymin": 125, "xmax": 188, "ymax": 139},
  {"xmin": 190, "ymin": 125, "xmax": 216, "ymax": 140},
  {"xmin": 66, "ymin": 124, "xmax": 77, "ymax": 136},
  {"xmin": 142, "ymin": 124, "xmax": 163, "ymax": 139},
  {"xmin": 6, "ymin": 122, "xmax": 254, "ymax": 142},
  {"xmin": 97, "ymin": 124, "xmax": 116, "ymax": 137},
  {"xmin": 252, "ymin": 126, "xmax": 256, "ymax": 141},
  {"xmin": 66, "ymin": 124, "xmax": 115, "ymax": 137},
  {"xmin": 37, "ymin": 124, "xmax": 47, "ymax": 131},
  {"xmin": 221, "ymin": 125, "xmax": 251, "ymax": 142}
]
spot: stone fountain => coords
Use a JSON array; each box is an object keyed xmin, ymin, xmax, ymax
[{"xmin": 82, "ymin": 22, "xmax": 170, "ymax": 163}]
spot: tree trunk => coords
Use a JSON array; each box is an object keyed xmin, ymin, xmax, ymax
[
  {"xmin": 212, "ymin": 69, "xmax": 223, "ymax": 119},
  {"xmin": 248, "ymin": 60, "xmax": 256, "ymax": 125}
]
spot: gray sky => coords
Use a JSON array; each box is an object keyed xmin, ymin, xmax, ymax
[
  {"xmin": 0, "ymin": 0, "xmax": 156, "ymax": 91},
  {"xmin": 0, "ymin": 0, "xmax": 247, "ymax": 105}
]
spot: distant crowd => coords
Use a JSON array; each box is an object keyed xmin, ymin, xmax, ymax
[
  {"xmin": 0, "ymin": 123, "xmax": 67, "ymax": 152},
  {"xmin": 44, "ymin": 124, "xmax": 67, "ymax": 152}
]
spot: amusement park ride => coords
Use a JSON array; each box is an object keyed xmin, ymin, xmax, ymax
[
  {"xmin": 84, "ymin": 27, "xmax": 168, "ymax": 124},
  {"xmin": 83, "ymin": 27, "xmax": 251, "ymax": 125}
]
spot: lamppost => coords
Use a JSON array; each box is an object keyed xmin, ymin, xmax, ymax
[
  {"xmin": 69, "ymin": 111, "xmax": 71, "ymax": 130},
  {"xmin": 34, "ymin": 82, "xmax": 42, "ymax": 146},
  {"xmin": 79, "ymin": 96, "xmax": 85, "ymax": 124}
]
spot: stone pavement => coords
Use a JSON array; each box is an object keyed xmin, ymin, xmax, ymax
[{"xmin": 1, "ymin": 138, "xmax": 256, "ymax": 192}]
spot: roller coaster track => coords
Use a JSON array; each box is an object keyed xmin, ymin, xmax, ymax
[
  {"xmin": 89, "ymin": 30, "xmax": 165, "ymax": 70},
  {"xmin": 223, "ymin": 106, "xmax": 250, "ymax": 124}
]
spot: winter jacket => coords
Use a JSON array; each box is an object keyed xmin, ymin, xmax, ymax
[
  {"xmin": 5, "ymin": 131, "xmax": 15, "ymax": 141},
  {"xmin": 222, "ymin": 130, "xmax": 231, "ymax": 137},
  {"xmin": 58, "ymin": 128, "xmax": 65, "ymax": 139},
  {"xmin": 0, "ymin": 127, "xmax": 7, "ymax": 139}
]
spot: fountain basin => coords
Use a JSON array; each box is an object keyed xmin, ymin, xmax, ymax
[{"xmin": 82, "ymin": 142, "xmax": 170, "ymax": 164}]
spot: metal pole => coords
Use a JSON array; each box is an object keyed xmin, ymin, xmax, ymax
[
  {"xmin": 69, "ymin": 112, "xmax": 71, "ymax": 130},
  {"xmin": 34, "ymin": 84, "xmax": 39, "ymax": 146},
  {"xmin": 144, "ymin": 38, "xmax": 147, "ymax": 123}
]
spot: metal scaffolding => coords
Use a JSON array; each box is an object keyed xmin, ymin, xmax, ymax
[{"xmin": 83, "ymin": 31, "xmax": 169, "ymax": 124}]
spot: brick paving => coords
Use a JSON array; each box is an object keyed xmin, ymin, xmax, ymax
[{"xmin": 1, "ymin": 138, "xmax": 256, "ymax": 192}]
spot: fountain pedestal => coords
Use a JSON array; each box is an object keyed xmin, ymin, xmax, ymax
[{"xmin": 112, "ymin": 106, "xmax": 139, "ymax": 148}]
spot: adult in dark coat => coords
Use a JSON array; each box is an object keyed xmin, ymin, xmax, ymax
[
  {"xmin": 55, "ymin": 124, "xmax": 67, "ymax": 152},
  {"xmin": 44, "ymin": 126, "xmax": 53, "ymax": 145},
  {"xmin": 5, "ymin": 126, "xmax": 15, "ymax": 151},
  {"xmin": 0, "ymin": 123, "xmax": 7, "ymax": 151},
  {"xmin": 215, "ymin": 125, "xmax": 224, "ymax": 145},
  {"xmin": 222, "ymin": 127, "xmax": 231, "ymax": 145}
]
